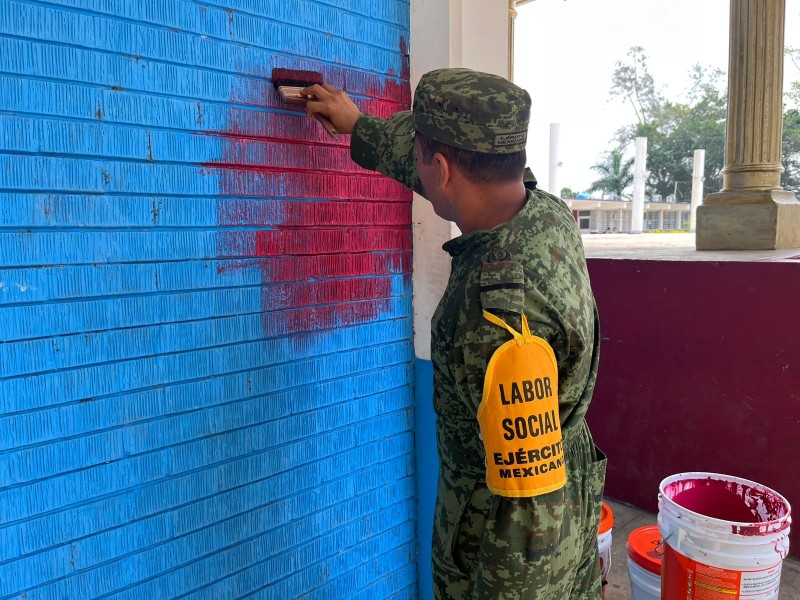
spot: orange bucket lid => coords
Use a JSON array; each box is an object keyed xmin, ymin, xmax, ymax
[
  {"xmin": 626, "ymin": 526, "xmax": 662, "ymax": 576},
  {"xmin": 598, "ymin": 501, "xmax": 614, "ymax": 534}
]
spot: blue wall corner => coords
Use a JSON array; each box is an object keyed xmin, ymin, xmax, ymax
[{"xmin": 414, "ymin": 357, "xmax": 438, "ymax": 600}]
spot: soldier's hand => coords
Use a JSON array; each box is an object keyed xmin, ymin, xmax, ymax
[{"xmin": 302, "ymin": 84, "xmax": 362, "ymax": 135}]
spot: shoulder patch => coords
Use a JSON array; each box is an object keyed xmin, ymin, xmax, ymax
[{"xmin": 480, "ymin": 260, "xmax": 525, "ymax": 314}]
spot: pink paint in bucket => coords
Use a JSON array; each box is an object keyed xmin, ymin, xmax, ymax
[{"xmin": 658, "ymin": 472, "xmax": 791, "ymax": 600}]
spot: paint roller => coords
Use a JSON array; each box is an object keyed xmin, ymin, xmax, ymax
[{"xmin": 272, "ymin": 68, "xmax": 339, "ymax": 140}]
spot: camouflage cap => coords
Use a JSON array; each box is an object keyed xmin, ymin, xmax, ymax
[{"xmin": 412, "ymin": 68, "xmax": 531, "ymax": 154}]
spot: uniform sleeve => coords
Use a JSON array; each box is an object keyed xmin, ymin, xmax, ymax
[
  {"xmin": 452, "ymin": 263, "xmax": 565, "ymax": 417},
  {"xmin": 456, "ymin": 253, "xmax": 593, "ymax": 426},
  {"xmin": 349, "ymin": 112, "xmax": 426, "ymax": 197},
  {"xmin": 450, "ymin": 263, "xmax": 575, "ymax": 599}
]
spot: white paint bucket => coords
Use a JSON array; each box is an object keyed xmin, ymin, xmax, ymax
[
  {"xmin": 626, "ymin": 526, "xmax": 662, "ymax": 600},
  {"xmin": 658, "ymin": 472, "xmax": 792, "ymax": 600},
  {"xmin": 598, "ymin": 501, "xmax": 613, "ymax": 599}
]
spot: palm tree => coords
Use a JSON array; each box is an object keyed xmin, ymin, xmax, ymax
[{"xmin": 588, "ymin": 149, "xmax": 634, "ymax": 199}]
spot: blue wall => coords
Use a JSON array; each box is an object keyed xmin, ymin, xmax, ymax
[
  {"xmin": 414, "ymin": 358, "xmax": 437, "ymax": 600},
  {"xmin": 0, "ymin": 1, "xmax": 416, "ymax": 598}
]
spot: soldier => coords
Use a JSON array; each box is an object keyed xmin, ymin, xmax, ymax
[{"xmin": 303, "ymin": 68, "xmax": 607, "ymax": 599}]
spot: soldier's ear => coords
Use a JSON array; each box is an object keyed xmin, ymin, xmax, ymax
[{"xmin": 433, "ymin": 152, "xmax": 452, "ymax": 188}]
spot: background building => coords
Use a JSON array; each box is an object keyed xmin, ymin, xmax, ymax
[{"xmin": 565, "ymin": 196, "xmax": 691, "ymax": 233}]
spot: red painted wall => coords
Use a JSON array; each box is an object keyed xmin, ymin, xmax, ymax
[
  {"xmin": 204, "ymin": 57, "xmax": 412, "ymax": 336},
  {"xmin": 586, "ymin": 259, "xmax": 800, "ymax": 554}
]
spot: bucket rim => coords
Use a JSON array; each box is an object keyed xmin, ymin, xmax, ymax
[
  {"xmin": 658, "ymin": 471, "xmax": 792, "ymax": 535},
  {"xmin": 599, "ymin": 501, "xmax": 614, "ymax": 534},
  {"xmin": 626, "ymin": 525, "xmax": 662, "ymax": 576}
]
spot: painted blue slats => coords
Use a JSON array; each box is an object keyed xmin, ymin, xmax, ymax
[
  {"xmin": 0, "ymin": 30, "xmax": 401, "ymax": 91},
  {"xmin": 110, "ymin": 497, "xmax": 416, "ymax": 599},
  {"xmin": 0, "ymin": 74, "xmax": 406, "ymax": 132},
  {"xmin": 2, "ymin": 335, "xmax": 413, "ymax": 414},
  {"xmin": 0, "ymin": 0, "xmax": 415, "ymax": 597},
  {"xmin": 0, "ymin": 433, "xmax": 413, "ymax": 563},
  {"xmin": 0, "ymin": 381, "xmax": 412, "ymax": 487},
  {"xmin": 1, "ymin": 407, "xmax": 413, "ymax": 533},
  {"xmin": 0, "ymin": 255, "xmax": 410, "ymax": 303},
  {"xmin": 2, "ymin": 463, "xmax": 415, "ymax": 595},
  {"xmin": 0, "ymin": 115, "xmax": 401, "ymax": 172},
  {"xmin": 233, "ymin": 535, "xmax": 416, "ymax": 600},
  {"xmin": 0, "ymin": 156, "xmax": 405, "ymax": 205},
  {"xmin": 0, "ymin": 311, "xmax": 410, "ymax": 377},
  {"xmin": 0, "ymin": 229, "xmax": 408, "ymax": 266},
  {"xmin": 0, "ymin": 281, "xmax": 409, "ymax": 342},
  {"xmin": 1, "ymin": 0, "xmax": 407, "ymax": 60}
]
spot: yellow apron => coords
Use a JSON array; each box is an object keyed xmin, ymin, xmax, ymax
[{"xmin": 478, "ymin": 310, "xmax": 567, "ymax": 497}]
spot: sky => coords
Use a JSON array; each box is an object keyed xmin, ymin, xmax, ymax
[{"xmin": 514, "ymin": 0, "xmax": 800, "ymax": 195}]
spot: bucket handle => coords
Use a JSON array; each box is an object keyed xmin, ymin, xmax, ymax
[{"xmin": 655, "ymin": 533, "xmax": 672, "ymax": 556}]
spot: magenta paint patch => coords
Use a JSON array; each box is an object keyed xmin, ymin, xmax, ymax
[
  {"xmin": 664, "ymin": 476, "xmax": 791, "ymax": 534},
  {"xmin": 203, "ymin": 41, "xmax": 412, "ymax": 336}
]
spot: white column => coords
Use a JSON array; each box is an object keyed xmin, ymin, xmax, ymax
[
  {"xmin": 690, "ymin": 149, "xmax": 705, "ymax": 232},
  {"xmin": 549, "ymin": 122, "xmax": 560, "ymax": 195},
  {"xmin": 461, "ymin": 0, "xmax": 509, "ymax": 74},
  {"xmin": 411, "ymin": 0, "xmax": 510, "ymax": 359},
  {"xmin": 411, "ymin": 0, "xmax": 456, "ymax": 360},
  {"xmin": 631, "ymin": 136, "xmax": 647, "ymax": 234},
  {"xmin": 658, "ymin": 210, "xmax": 663, "ymax": 231}
]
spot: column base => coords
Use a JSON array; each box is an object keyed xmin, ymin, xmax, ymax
[{"xmin": 696, "ymin": 189, "xmax": 800, "ymax": 250}]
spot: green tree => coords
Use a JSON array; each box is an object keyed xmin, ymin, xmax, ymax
[
  {"xmin": 588, "ymin": 148, "xmax": 634, "ymax": 198},
  {"xmin": 786, "ymin": 46, "xmax": 800, "ymax": 108},
  {"xmin": 783, "ymin": 108, "xmax": 800, "ymax": 191},
  {"xmin": 784, "ymin": 45, "xmax": 800, "ymax": 191},
  {"xmin": 609, "ymin": 46, "xmax": 662, "ymax": 125},
  {"xmin": 639, "ymin": 69, "xmax": 726, "ymax": 200},
  {"xmin": 610, "ymin": 51, "xmax": 726, "ymax": 201},
  {"xmin": 560, "ymin": 186, "xmax": 577, "ymax": 198}
]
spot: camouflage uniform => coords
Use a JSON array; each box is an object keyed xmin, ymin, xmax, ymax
[{"xmin": 350, "ymin": 69, "xmax": 607, "ymax": 599}]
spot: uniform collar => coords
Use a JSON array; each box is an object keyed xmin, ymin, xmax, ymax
[{"xmin": 442, "ymin": 187, "xmax": 535, "ymax": 257}]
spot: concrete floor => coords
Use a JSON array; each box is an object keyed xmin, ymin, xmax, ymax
[
  {"xmin": 604, "ymin": 499, "xmax": 800, "ymax": 599},
  {"xmin": 581, "ymin": 232, "xmax": 800, "ymax": 262}
]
